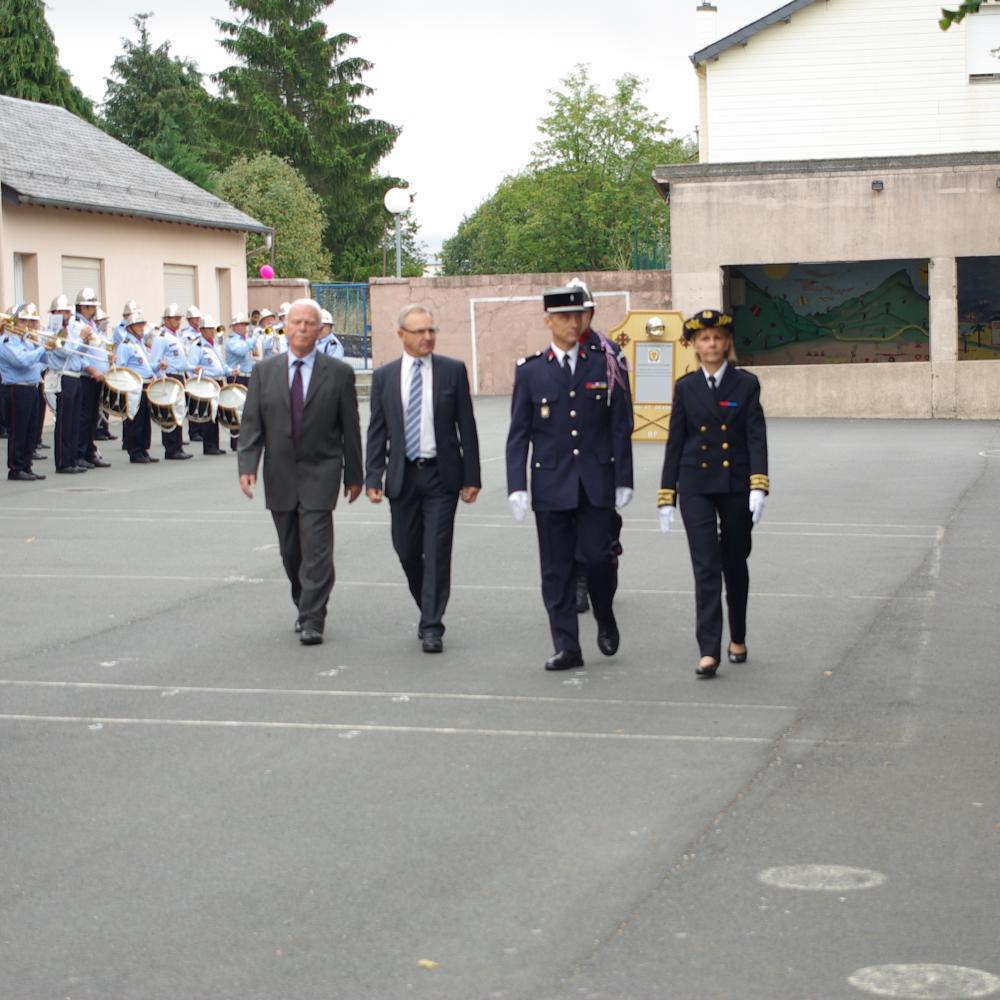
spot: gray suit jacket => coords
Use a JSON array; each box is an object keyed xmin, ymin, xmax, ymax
[
  {"xmin": 238, "ymin": 352, "xmax": 363, "ymax": 511},
  {"xmin": 365, "ymin": 354, "xmax": 481, "ymax": 500}
]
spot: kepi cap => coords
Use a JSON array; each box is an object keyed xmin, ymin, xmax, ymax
[{"xmin": 542, "ymin": 286, "xmax": 587, "ymax": 314}]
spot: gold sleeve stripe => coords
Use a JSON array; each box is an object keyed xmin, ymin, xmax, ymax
[
  {"xmin": 657, "ymin": 488, "xmax": 676, "ymax": 508},
  {"xmin": 749, "ymin": 474, "xmax": 770, "ymax": 494}
]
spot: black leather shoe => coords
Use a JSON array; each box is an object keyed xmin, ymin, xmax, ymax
[
  {"xmin": 32, "ymin": 451, "xmax": 45, "ymax": 461},
  {"xmin": 165, "ymin": 452, "xmax": 193, "ymax": 460},
  {"xmin": 696, "ymin": 659, "xmax": 720, "ymax": 679},
  {"xmin": 94, "ymin": 431, "xmax": 114, "ymax": 440},
  {"xmin": 294, "ymin": 619, "xmax": 302, "ymax": 633},
  {"xmin": 144, "ymin": 454, "xmax": 159, "ymax": 463},
  {"xmin": 203, "ymin": 447, "xmax": 226, "ymax": 456},
  {"xmin": 727, "ymin": 645, "xmax": 748, "ymax": 664},
  {"xmin": 130, "ymin": 455, "xmax": 152, "ymax": 464},
  {"xmin": 8, "ymin": 470, "xmax": 37, "ymax": 481},
  {"xmin": 597, "ymin": 619, "xmax": 620, "ymax": 656},
  {"xmin": 89, "ymin": 458, "xmax": 111, "ymax": 468},
  {"xmin": 545, "ymin": 649, "xmax": 584, "ymax": 671},
  {"xmin": 421, "ymin": 635, "xmax": 443, "ymax": 653},
  {"xmin": 36, "ymin": 441, "xmax": 49, "ymax": 449},
  {"xmin": 575, "ymin": 574, "xmax": 590, "ymax": 614},
  {"xmin": 56, "ymin": 466, "xmax": 82, "ymax": 474},
  {"xmin": 76, "ymin": 460, "xmax": 95, "ymax": 470},
  {"xmin": 299, "ymin": 628, "xmax": 323, "ymax": 646}
]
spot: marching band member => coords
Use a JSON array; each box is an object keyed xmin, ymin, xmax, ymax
[
  {"xmin": 48, "ymin": 292, "xmax": 86, "ymax": 474},
  {"xmin": 317, "ymin": 309, "xmax": 345, "ymax": 359},
  {"xmin": 258, "ymin": 309, "xmax": 284, "ymax": 357},
  {"xmin": 180, "ymin": 308, "xmax": 204, "ymax": 441},
  {"xmin": 187, "ymin": 314, "xmax": 230, "ymax": 456},
  {"xmin": 113, "ymin": 300, "xmax": 138, "ymax": 349},
  {"xmin": 225, "ymin": 312, "xmax": 256, "ymax": 452},
  {"xmin": 0, "ymin": 304, "xmax": 50, "ymax": 480},
  {"xmin": 71, "ymin": 290, "xmax": 111, "ymax": 469},
  {"xmin": 115, "ymin": 308, "xmax": 158, "ymax": 464},
  {"xmin": 150, "ymin": 304, "xmax": 193, "ymax": 460}
]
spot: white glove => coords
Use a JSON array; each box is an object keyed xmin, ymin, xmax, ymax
[
  {"xmin": 615, "ymin": 487, "xmax": 634, "ymax": 510},
  {"xmin": 659, "ymin": 506, "xmax": 675, "ymax": 534},
  {"xmin": 508, "ymin": 491, "xmax": 529, "ymax": 522},
  {"xmin": 749, "ymin": 489, "xmax": 766, "ymax": 525}
]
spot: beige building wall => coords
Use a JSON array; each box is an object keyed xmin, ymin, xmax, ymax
[
  {"xmin": 661, "ymin": 158, "xmax": 1000, "ymax": 418},
  {"xmin": 700, "ymin": 0, "xmax": 1000, "ymax": 162},
  {"xmin": 369, "ymin": 271, "xmax": 672, "ymax": 395},
  {"xmin": 1, "ymin": 203, "xmax": 249, "ymax": 320}
]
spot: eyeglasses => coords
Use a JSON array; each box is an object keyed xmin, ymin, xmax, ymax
[{"xmin": 402, "ymin": 326, "xmax": 437, "ymax": 335}]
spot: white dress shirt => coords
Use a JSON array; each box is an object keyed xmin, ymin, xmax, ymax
[
  {"xmin": 550, "ymin": 343, "xmax": 580, "ymax": 374},
  {"xmin": 400, "ymin": 351, "xmax": 436, "ymax": 458},
  {"xmin": 287, "ymin": 348, "xmax": 318, "ymax": 399},
  {"xmin": 702, "ymin": 360, "xmax": 728, "ymax": 388}
]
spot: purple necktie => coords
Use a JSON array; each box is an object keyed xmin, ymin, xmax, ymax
[{"xmin": 290, "ymin": 360, "xmax": 304, "ymax": 448}]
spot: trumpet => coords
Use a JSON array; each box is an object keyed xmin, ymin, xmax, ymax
[{"xmin": 0, "ymin": 313, "xmax": 63, "ymax": 348}]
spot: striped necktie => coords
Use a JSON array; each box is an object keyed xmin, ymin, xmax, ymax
[{"xmin": 405, "ymin": 358, "xmax": 423, "ymax": 460}]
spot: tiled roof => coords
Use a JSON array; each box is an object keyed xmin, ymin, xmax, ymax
[
  {"xmin": 691, "ymin": 0, "xmax": 823, "ymax": 66},
  {"xmin": 0, "ymin": 95, "xmax": 270, "ymax": 234}
]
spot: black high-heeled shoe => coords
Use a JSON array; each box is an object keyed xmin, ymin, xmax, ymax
[
  {"xmin": 696, "ymin": 658, "xmax": 719, "ymax": 679},
  {"xmin": 727, "ymin": 645, "xmax": 748, "ymax": 664}
]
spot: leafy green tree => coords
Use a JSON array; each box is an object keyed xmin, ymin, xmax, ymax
[
  {"xmin": 441, "ymin": 67, "xmax": 693, "ymax": 275},
  {"xmin": 212, "ymin": 0, "xmax": 403, "ymax": 278},
  {"xmin": 940, "ymin": 1, "xmax": 981, "ymax": 29},
  {"xmin": 102, "ymin": 14, "xmax": 216, "ymax": 190},
  {"xmin": 0, "ymin": 0, "xmax": 93, "ymax": 120},
  {"xmin": 215, "ymin": 153, "xmax": 331, "ymax": 281}
]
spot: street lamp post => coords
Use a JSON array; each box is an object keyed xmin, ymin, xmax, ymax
[{"xmin": 383, "ymin": 187, "xmax": 411, "ymax": 279}]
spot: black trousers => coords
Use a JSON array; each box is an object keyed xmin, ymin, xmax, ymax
[
  {"xmin": 270, "ymin": 506, "xmax": 335, "ymax": 632},
  {"xmin": 54, "ymin": 376, "xmax": 82, "ymax": 470},
  {"xmin": 77, "ymin": 376, "xmax": 100, "ymax": 462},
  {"xmin": 161, "ymin": 422, "xmax": 184, "ymax": 456},
  {"xmin": 5, "ymin": 385, "xmax": 38, "ymax": 473},
  {"xmin": 389, "ymin": 460, "xmax": 460, "ymax": 638},
  {"xmin": 34, "ymin": 384, "xmax": 45, "ymax": 446},
  {"xmin": 123, "ymin": 393, "xmax": 152, "ymax": 459},
  {"xmin": 679, "ymin": 491, "xmax": 753, "ymax": 661},
  {"xmin": 535, "ymin": 487, "xmax": 616, "ymax": 653},
  {"xmin": 199, "ymin": 415, "xmax": 220, "ymax": 451}
]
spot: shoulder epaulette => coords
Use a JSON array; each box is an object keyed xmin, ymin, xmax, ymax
[{"xmin": 516, "ymin": 351, "xmax": 543, "ymax": 367}]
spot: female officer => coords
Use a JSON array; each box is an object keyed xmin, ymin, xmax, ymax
[{"xmin": 658, "ymin": 309, "xmax": 769, "ymax": 679}]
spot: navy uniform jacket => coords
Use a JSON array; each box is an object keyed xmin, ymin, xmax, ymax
[
  {"xmin": 507, "ymin": 344, "xmax": 633, "ymax": 512},
  {"xmin": 659, "ymin": 366, "xmax": 769, "ymax": 506}
]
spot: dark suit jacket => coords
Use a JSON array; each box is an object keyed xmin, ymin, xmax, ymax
[
  {"xmin": 506, "ymin": 344, "xmax": 634, "ymax": 512},
  {"xmin": 238, "ymin": 352, "xmax": 363, "ymax": 511},
  {"xmin": 660, "ymin": 366, "xmax": 768, "ymax": 501},
  {"xmin": 365, "ymin": 354, "xmax": 481, "ymax": 499}
]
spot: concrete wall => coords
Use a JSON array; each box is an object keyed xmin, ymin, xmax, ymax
[
  {"xmin": 1, "ymin": 203, "xmax": 249, "ymax": 321},
  {"xmin": 247, "ymin": 278, "xmax": 311, "ymax": 319},
  {"xmin": 701, "ymin": 0, "xmax": 1000, "ymax": 162},
  {"xmin": 369, "ymin": 271, "xmax": 672, "ymax": 395}
]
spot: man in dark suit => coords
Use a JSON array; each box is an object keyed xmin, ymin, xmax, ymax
[
  {"xmin": 365, "ymin": 304, "xmax": 481, "ymax": 654},
  {"xmin": 506, "ymin": 285, "xmax": 634, "ymax": 671},
  {"xmin": 238, "ymin": 299, "xmax": 363, "ymax": 646}
]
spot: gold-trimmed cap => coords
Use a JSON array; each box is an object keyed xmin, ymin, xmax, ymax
[{"xmin": 683, "ymin": 308, "xmax": 734, "ymax": 341}]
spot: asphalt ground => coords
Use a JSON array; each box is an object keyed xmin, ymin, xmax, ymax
[{"xmin": 1, "ymin": 400, "xmax": 999, "ymax": 1000}]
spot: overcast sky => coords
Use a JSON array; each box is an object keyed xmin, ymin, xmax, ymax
[{"xmin": 46, "ymin": 0, "xmax": 777, "ymax": 252}]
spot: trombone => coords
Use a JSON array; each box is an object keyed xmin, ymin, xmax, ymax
[{"xmin": 0, "ymin": 313, "xmax": 64, "ymax": 349}]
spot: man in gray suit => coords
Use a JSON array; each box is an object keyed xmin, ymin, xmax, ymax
[
  {"xmin": 238, "ymin": 298, "xmax": 363, "ymax": 646},
  {"xmin": 365, "ymin": 304, "xmax": 481, "ymax": 653}
]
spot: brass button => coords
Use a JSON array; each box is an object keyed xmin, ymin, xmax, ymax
[
  {"xmin": 541, "ymin": 397, "xmax": 547, "ymax": 404},
  {"xmin": 595, "ymin": 394, "xmax": 601, "ymax": 400},
  {"xmin": 701, "ymin": 444, "xmax": 708, "ymax": 451},
  {"xmin": 571, "ymin": 429, "xmax": 578, "ymax": 437},
  {"xmin": 569, "ymin": 410, "xmax": 576, "ymax": 417},
  {"xmin": 700, "ymin": 462, "xmax": 708, "ymax": 469},
  {"xmin": 535, "ymin": 462, "xmax": 541, "ymax": 468},
  {"xmin": 722, "ymin": 460, "xmax": 730, "ymax": 468},
  {"xmin": 700, "ymin": 425, "xmax": 707, "ymax": 433},
  {"xmin": 720, "ymin": 423, "xmax": 727, "ymax": 431},
  {"xmin": 572, "ymin": 448, "xmax": 580, "ymax": 456},
  {"xmin": 721, "ymin": 442, "xmax": 729, "ymax": 450},
  {"xmin": 569, "ymin": 390, "xmax": 576, "ymax": 398}
]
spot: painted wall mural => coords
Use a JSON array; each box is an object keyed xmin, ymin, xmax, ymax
[
  {"xmin": 728, "ymin": 260, "xmax": 930, "ymax": 365},
  {"xmin": 958, "ymin": 257, "xmax": 1000, "ymax": 360}
]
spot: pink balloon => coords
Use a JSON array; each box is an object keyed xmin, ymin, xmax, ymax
[{"xmin": 259, "ymin": 264, "xmax": 275, "ymax": 280}]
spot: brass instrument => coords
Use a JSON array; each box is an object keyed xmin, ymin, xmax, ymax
[{"xmin": 0, "ymin": 313, "xmax": 63, "ymax": 348}]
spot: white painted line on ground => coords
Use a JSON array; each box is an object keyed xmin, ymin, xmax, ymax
[
  {"xmin": 757, "ymin": 864, "xmax": 886, "ymax": 891},
  {"xmin": 0, "ymin": 679, "xmax": 796, "ymax": 712},
  {"xmin": 848, "ymin": 964, "xmax": 1000, "ymax": 998},
  {"xmin": 0, "ymin": 713, "xmax": 772, "ymax": 743}
]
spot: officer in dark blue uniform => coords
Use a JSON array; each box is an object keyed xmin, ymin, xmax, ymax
[
  {"xmin": 507, "ymin": 285, "xmax": 634, "ymax": 671},
  {"xmin": 658, "ymin": 309, "xmax": 769, "ymax": 678}
]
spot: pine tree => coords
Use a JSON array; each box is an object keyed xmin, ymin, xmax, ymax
[
  {"xmin": 102, "ymin": 14, "xmax": 216, "ymax": 190},
  {"xmin": 0, "ymin": 0, "xmax": 94, "ymax": 119},
  {"xmin": 212, "ymin": 0, "xmax": 403, "ymax": 278}
]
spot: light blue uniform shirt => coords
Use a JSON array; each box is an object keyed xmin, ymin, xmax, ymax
[
  {"xmin": 0, "ymin": 333, "xmax": 47, "ymax": 384},
  {"xmin": 225, "ymin": 331, "xmax": 256, "ymax": 375},
  {"xmin": 189, "ymin": 336, "xmax": 227, "ymax": 379},
  {"xmin": 149, "ymin": 329, "xmax": 190, "ymax": 377},
  {"xmin": 317, "ymin": 332, "xmax": 345, "ymax": 360},
  {"xmin": 115, "ymin": 333, "xmax": 154, "ymax": 380},
  {"xmin": 48, "ymin": 317, "xmax": 85, "ymax": 375},
  {"xmin": 71, "ymin": 315, "xmax": 110, "ymax": 376},
  {"xmin": 113, "ymin": 320, "xmax": 130, "ymax": 348}
]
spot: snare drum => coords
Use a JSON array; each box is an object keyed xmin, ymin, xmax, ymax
[
  {"xmin": 217, "ymin": 382, "xmax": 247, "ymax": 431},
  {"xmin": 146, "ymin": 377, "xmax": 185, "ymax": 431},
  {"xmin": 101, "ymin": 367, "xmax": 143, "ymax": 417},
  {"xmin": 185, "ymin": 376, "xmax": 220, "ymax": 423}
]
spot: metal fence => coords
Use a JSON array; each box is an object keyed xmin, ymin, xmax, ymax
[{"xmin": 311, "ymin": 282, "xmax": 371, "ymax": 368}]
